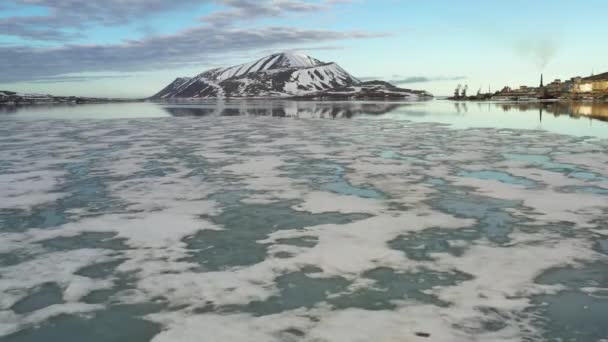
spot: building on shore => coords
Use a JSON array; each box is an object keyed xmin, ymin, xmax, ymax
[
  {"xmin": 449, "ymin": 71, "xmax": 608, "ymax": 102},
  {"xmin": 490, "ymin": 72, "xmax": 608, "ymax": 101},
  {"xmin": 546, "ymin": 78, "xmax": 574, "ymax": 95},
  {"xmin": 572, "ymin": 72, "xmax": 608, "ymax": 94},
  {"xmin": 492, "ymin": 85, "xmax": 539, "ymax": 101},
  {"xmin": 572, "ymin": 77, "xmax": 593, "ymax": 93}
]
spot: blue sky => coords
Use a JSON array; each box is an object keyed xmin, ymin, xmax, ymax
[{"xmin": 1, "ymin": 0, "xmax": 607, "ymax": 97}]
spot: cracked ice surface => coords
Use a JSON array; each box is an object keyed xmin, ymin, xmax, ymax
[{"xmin": 0, "ymin": 116, "xmax": 607, "ymax": 341}]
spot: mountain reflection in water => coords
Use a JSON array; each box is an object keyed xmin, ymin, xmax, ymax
[
  {"xmin": 162, "ymin": 101, "xmax": 406, "ymax": 119},
  {"xmin": 161, "ymin": 100, "xmax": 608, "ymax": 123},
  {"xmin": 2, "ymin": 100, "xmax": 608, "ymax": 137}
]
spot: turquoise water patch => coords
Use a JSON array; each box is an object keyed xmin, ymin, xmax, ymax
[
  {"xmin": 389, "ymin": 227, "xmax": 478, "ymax": 261},
  {"xmin": 320, "ymin": 180, "xmax": 384, "ymax": 199},
  {"xmin": 596, "ymin": 240, "xmax": 608, "ymax": 255},
  {"xmin": 519, "ymin": 221, "xmax": 579, "ymax": 239},
  {"xmin": 0, "ymin": 251, "xmax": 35, "ymax": 267},
  {"xmin": 10, "ymin": 283, "xmax": 64, "ymax": 315},
  {"xmin": 532, "ymin": 291, "xmax": 608, "ymax": 342},
  {"xmin": 503, "ymin": 154, "xmax": 577, "ymax": 173},
  {"xmin": 238, "ymin": 272, "xmax": 351, "ymax": 315},
  {"xmin": 182, "ymin": 201, "xmax": 370, "ymax": 271},
  {"xmin": 390, "ymin": 181, "xmax": 523, "ymax": 256},
  {"xmin": 75, "ymin": 259, "xmax": 126, "ymax": 279},
  {"xmin": 275, "ymin": 236, "xmax": 318, "ymax": 248},
  {"xmin": 0, "ymin": 159, "xmax": 14, "ymax": 174},
  {"xmin": 282, "ymin": 159, "xmax": 385, "ymax": 199},
  {"xmin": 504, "ymin": 154, "xmax": 608, "ymax": 182},
  {"xmin": 206, "ymin": 190, "xmax": 251, "ymax": 206},
  {"xmin": 556, "ymin": 185, "xmax": 608, "ymax": 196},
  {"xmin": 504, "ymin": 154, "xmax": 559, "ymax": 166},
  {"xmin": 54, "ymin": 158, "xmax": 127, "ymax": 216},
  {"xmin": 535, "ymin": 262, "xmax": 608, "ymax": 289},
  {"xmin": 379, "ymin": 150, "xmax": 399, "ymax": 159},
  {"xmin": 167, "ymin": 146, "xmax": 210, "ymax": 178},
  {"xmin": 237, "ymin": 266, "xmax": 472, "ymax": 317},
  {"xmin": 1, "ymin": 304, "xmax": 163, "ymax": 342},
  {"xmin": 273, "ymin": 251, "xmax": 295, "ymax": 258},
  {"xmin": 569, "ymin": 171, "xmax": 608, "ymax": 182},
  {"xmin": 430, "ymin": 185, "xmax": 520, "ymax": 244},
  {"xmin": 570, "ymin": 171, "xmax": 600, "ymax": 180},
  {"xmin": 329, "ymin": 267, "xmax": 472, "ymax": 310},
  {"xmin": 532, "ymin": 261, "xmax": 608, "ymax": 340},
  {"xmin": 280, "ymin": 159, "xmax": 345, "ymax": 185},
  {"xmin": 38, "ymin": 232, "xmax": 129, "ymax": 252},
  {"xmin": 0, "ymin": 157, "xmax": 126, "ymax": 233},
  {"xmin": 426, "ymin": 178, "xmax": 446, "ymax": 186},
  {"xmin": 81, "ymin": 271, "xmax": 141, "ymax": 305},
  {"xmin": 458, "ymin": 170, "xmax": 537, "ymax": 188},
  {"xmin": 135, "ymin": 160, "xmax": 178, "ymax": 178},
  {"xmin": 0, "ymin": 207, "xmax": 67, "ymax": 232}
]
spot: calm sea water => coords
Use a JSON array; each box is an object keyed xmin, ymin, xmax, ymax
[
  {"xmin": 1, "ymin": 100, "xmax": 607, "ymax": 341},
  {"xmin": 2, "ymin": 100, "xmax": 608, "ymax": 137}
]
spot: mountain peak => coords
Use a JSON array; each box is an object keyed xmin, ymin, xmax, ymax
[
  {"xmin": 197, "ymin": 52, "xmax": 326, "ymax": 82},
  {"xmin": 271, "ymin": 51, "xmax": 323, "ymax": 69}
]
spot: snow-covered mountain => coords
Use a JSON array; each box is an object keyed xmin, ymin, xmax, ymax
[{"xmin": 151, "ymin": 52, "xmax": 431, "ymax": 100}]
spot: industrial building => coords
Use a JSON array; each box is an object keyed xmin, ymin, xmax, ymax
[{"xmin": 489, "ymin": 72, "xmax": 608, "ymax": 101}]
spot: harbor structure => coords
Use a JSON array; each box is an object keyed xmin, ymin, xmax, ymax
[{"xmin": 450, "ymin": 71, "xmax": 608, "ymax": 101}]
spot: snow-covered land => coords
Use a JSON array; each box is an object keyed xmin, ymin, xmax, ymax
[
  {"xmin": 0, "ymin": 90, "xmax": 136, "ymax": 105},
  {"xmin": 151, "ymin": 52, "xmax": 432, "ymax": 100}
]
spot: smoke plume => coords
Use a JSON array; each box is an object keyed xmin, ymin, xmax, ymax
[{"xmin": 514, "ymin": 38, "xmax": 558, "ymax": 70}]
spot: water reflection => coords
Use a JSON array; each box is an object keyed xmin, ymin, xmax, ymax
[
  {"xmin": 162, "ymin": 101, "xmax": 407, "ymax": 119},
  {"xmin": 0, "ymin": 105, "xmax": 21, "ymax": 115},
  {"xmin": 2, "ymin": 100, "xmax": 608, "ymax": 138},
  {"xmin": 454, "ymin": 102, "xmax": 468, "ymax": 114},
  {"xmin": 494, "ymin": 101, "xmax": 608, "ymax": 123},
  {"xmin": 161, "ymin": 100, "xmax": 608, "ymax": 124}
]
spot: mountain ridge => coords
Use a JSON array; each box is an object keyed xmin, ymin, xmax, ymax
[{"xmin": 151, "ymin": 52, "xmax": 431, "ymax": 100}]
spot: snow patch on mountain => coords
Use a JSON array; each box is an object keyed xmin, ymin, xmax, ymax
[{"xmin": 152, "ymin": 77, "xmax": 192, "ymax": 99}]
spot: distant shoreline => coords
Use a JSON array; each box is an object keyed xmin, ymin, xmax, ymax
[
  {"xmin": 0, "ymin": 90, "xmax": 144, "ymax": 106},
  {"xmin": 3, "ymin": 96, "xmax": 607, "ymax": 107}
]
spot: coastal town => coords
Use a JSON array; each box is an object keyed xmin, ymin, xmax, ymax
[{"xmin": 450, "ymin": 71, "xmax": 608, "ymax": 101}]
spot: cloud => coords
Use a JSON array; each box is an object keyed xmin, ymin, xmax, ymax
[
  {"xmin": 29, "ymin": 75, "xmax": 134, "ymax": 84},
  {"xmin": 1, "ymin": 0, "xmax": 354, "ymax": 41},
  {"xmin": 0, "ymin": 0, "xmax": 378, "ymax": 83},
  {"xmin": 0, "ymin": 0, "xmax": 206, "ymax": 41},
  {"xmin": 0, "ymin": 26, "xmax": 383, "ymax": 82},
  {"xmin": 389, "ymin": 76, "xmax": 467, "ymax": 84},
  {"xmin": 0, "ymin": 16, "xmax": 81, "ymax": 41},
  {"xmin": 202, "ymin": 0, "xmax": 329, "ymax": 26},
  {"xmin": 357, "ymin": 76, "xmax": 382, "ymax": 82}
]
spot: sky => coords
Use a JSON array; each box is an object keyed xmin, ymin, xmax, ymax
[{"xmin": 1, "ymin": 0, "xmax": 607, "ymax": 97}]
